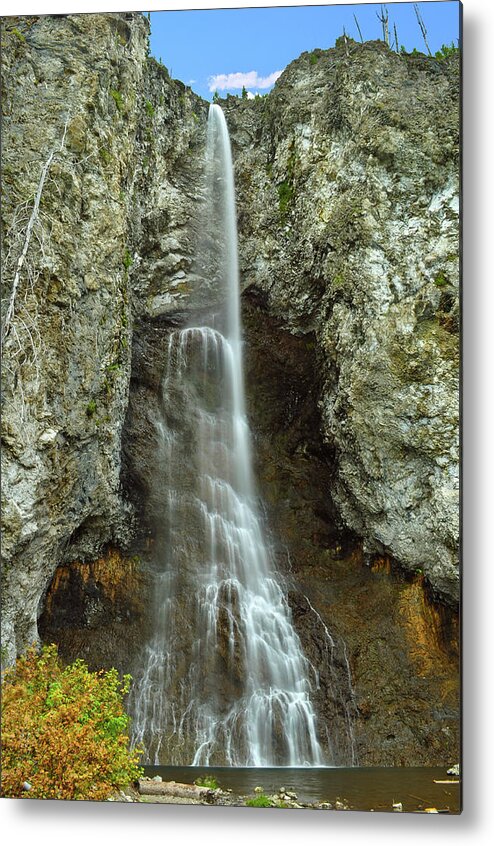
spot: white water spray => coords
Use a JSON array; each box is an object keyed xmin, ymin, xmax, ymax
[{"xmin": 130, "ymin": 105, "xmax": 324, "ymax": 766}]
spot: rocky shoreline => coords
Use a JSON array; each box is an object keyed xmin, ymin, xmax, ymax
[
  {"xmin": 108, "ymin": 772, "xmax": 460, "ymax": 813},
  {"xmin": 110, "ymin": 777, "xmax": 356, "ymax": 810}
]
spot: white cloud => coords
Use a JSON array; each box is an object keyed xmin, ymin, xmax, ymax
[{"xmin": 208, "ymin": 70, "xmax": 283, "ymax": 92}]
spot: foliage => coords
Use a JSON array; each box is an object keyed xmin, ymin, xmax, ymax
[
  {"xmin": 110, "ymin": 89, "xmax": 124, "ymax": 113},
  {"xmin": 278, "ymin": 180, "xmax": 294, "ymax": 221},
  {"xmin": 246, "ymin": 793, "xmax": 272, "ymax": 807},
  {"xmin": 0, "ymin": 644, "xmax": 142, "ymax": 800},
  {"xmin": 194, "ymin": 775, "xmax": 219, "ymax": 790},
  {"xmin": 212, "ymin": 90, "xmax": 220, "ymax": 103},
  {"xmin": 400, "ymin": 45, "xmax": 424, "ymax": 56},
  {"xmin": 86, "ymin": 399, "xmax": 97, "ymax": 417},
  {"xmin": 241, "ymin": 86, "xmax": 248, "ymax": 100},
  {"xmin": 309, "ymin": 51, "xmax": 319, "ymax": 65},
  {"xmin": 434, "ymin": 270, "xmax": 450, "ymax": 288},
  {"xmin": 144, "ymin": 99, "xmax": 155, "ymax": 118},
  {"xmin": 245, "ymin": 793, "xmax": 288, "ymax": 808},
  {"xmin": 332, "ymin": 272, "xmax": 346, "ymax": 290},
  {"xmin": 334, "ymin": 35, "xmax": 348, "ymax": 49},
  {"xmin": 435, "ymin": 42, "xmax": 459, "ymax": 61},
  {"xmin": 11, "ymin": 27, "xmax": 26, "ymax": 43},
  {"xmin": 123, "ymin": 249, "xmax": 133, "ymax": 270},
  {"xmin": 99, "ymin": 146, "xmax": 111, "ymax": 166},
  {"xmin": 277, "ymin": 138, "xmax": 298, "ymax": 223}
]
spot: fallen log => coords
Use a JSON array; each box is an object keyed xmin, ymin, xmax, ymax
[
  {"xmin": 138, "ymin": 779, "xmax": 215, "ymax": 802},
  {"xmin": 433, "ymin": 779, "xmax": 460, "ymax": 784}
]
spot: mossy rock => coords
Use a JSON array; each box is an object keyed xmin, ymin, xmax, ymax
[{"xmin": 324, "ymin": 192, "xmax": 370, "ymax": 250}]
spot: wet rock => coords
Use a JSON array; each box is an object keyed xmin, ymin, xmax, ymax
[
  {"xmin": 242, "ymin": 295, "xmax": 459, "ymax": 766},
  {"xmin": 38, "ymin": 548, "xmax": 149, "ymax": 675}
]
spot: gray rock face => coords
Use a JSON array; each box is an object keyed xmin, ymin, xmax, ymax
[
  {"xmin": 224, "ymin": 40, "xmax": 460, "ymax": 603},
  {"xmin": 1, "ymin": 13, "xmax": 205, "ymax": 663},
  {"xmin": 2, "ymin": 13, "xmax": 144, "ymax": 662},
  {"xmin": 1, "ymin": 17, "xmax": 459, "ymax": 667}
]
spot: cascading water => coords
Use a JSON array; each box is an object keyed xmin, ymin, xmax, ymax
[{"xmin": 129, "ymin": 105, "xmax": 325, "ymax": 767}]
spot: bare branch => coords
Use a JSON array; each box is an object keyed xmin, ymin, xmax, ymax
[
  {"xmin": 414, "ymin": 3, "xmax": 432, "ymax": 56},
  {"xmin": 2, "ymin": 116, "xmax": 70, "ymax": 340},
  {"xmin": 394, "ymin": 23, "xmax": 400, "ymax": 52},
  {"xmin": 353, "ymin": 14, "xmax": 364, "ymax": 44},
  {"xmin": 341, "ymin": 27, "xmax": 350, "ymax": 58},
  {"xmin": 376, "ymin": 5, "xmax": 390, "ymax": 47}
]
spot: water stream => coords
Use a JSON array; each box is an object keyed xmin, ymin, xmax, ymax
[{"xmin": 129, "ymin": 105, "xmax": 325, "ymax": 767}]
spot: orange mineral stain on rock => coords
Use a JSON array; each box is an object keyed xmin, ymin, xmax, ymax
[
  {"xmin": 370, "ymin": 555, "xmax": 392, "ymax": 575},
  {"xmin": 44, "ymin": 547, "xmax": 144, "ymax": 617},
  {"xmin": 39, "ymin": 547, "xmax": 149, "ymax": 676},
  {"xmin": 398, "ymin": 576, "xmax": 459, "ymax": 702}
]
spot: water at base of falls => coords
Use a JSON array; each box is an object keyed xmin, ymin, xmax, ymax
[{"xmin": 129, "ymin": 105, "xmax": 325, "ymax": 767}]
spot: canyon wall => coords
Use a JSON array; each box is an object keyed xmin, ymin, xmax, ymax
[
  {"xmin": 224, "ymin": 38, "xmax": 460, "ymax": 604},
  {"xmin": 2, "ymin": 12, "xmax": 459, "ymax": 765},
  {"xmin": 1, "ymin": 12, "xmax": 206, "ymax": 662}
]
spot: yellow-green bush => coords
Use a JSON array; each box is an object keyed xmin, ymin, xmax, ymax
[{"xmin": 1, "ymin": 644, "xmax": 142, "ymax": 800}]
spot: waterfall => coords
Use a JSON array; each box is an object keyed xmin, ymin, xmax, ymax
[{"xmin": 129, "ymin": 105, "xmax": 324, "ymax": 767}]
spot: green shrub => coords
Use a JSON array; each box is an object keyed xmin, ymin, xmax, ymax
[
  {"xmin": 86, "ymin": 399, "xmax": 97, "ymax": 417},
  {"xmin": 0, "ymin": 644, "xmax": 142, "ymax": 800},
  {"xmin": 194, "ymin": 775, "xmax": 219, "ymax": 790},
  {"xmin": 99, "ymin": 146, "xmax": 111, "ymax": 166},
  {"xmin": 434, "ymin": 270, "xmax": 450, "ymax": 288},
  {"xmin": 110, "ymin": 89, "xmax": 124, "ymax": 113},
  {"xmin": 246, "ymin": 793, "xmax": 273, "ymax": 807},
  {"xmin": 11, "ymin": 27, "xmax": 26, "ymax": 43},
  {"xmin": 144, "ymin": 100, "xmax": 154, "ymax": 118},
  {"xmin": 401, "ymin": 46, "xmax": 424, "ymax": 57},
  {"xmin": 435, "ymin": 42, "xmax": 459, "ymax": 61},
  {"xmin": 278, "ymin": 180, "xmax": 294, "ymax": 221}
]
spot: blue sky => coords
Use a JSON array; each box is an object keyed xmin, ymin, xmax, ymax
[{"xmin": 149, "ymin": 2, "xmax": 461, "ymax": 101}]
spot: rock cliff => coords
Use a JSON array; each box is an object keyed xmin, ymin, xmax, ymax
[
  {"xmin": 2, "ymin": 9, "xmax": 459, "ymax": 757},
  {"xmin": 224, "ymin": 38, "xmax": 460, "ymax": 604},
  {"xmin": 1, "ymin": 12, "xmax": 206, "ymax": 662}
]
